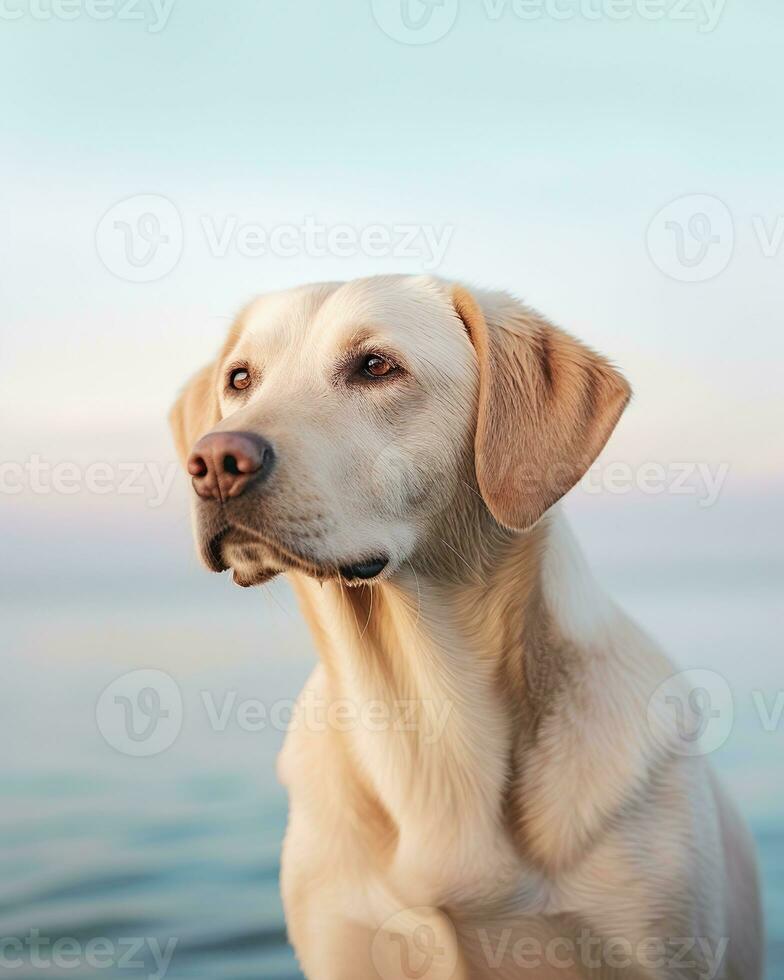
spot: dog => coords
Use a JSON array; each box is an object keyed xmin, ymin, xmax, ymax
[{"xmin": 170, "ymin": 275, "xmax": 762, "ymax": 980}]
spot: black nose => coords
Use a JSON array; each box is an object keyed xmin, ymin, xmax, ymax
[{"xmin": 187, "ymin": 431, "xmax": 275, "ymax": 501}]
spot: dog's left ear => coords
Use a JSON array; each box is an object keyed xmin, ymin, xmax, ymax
[
  {"xmin": 169, "ymin": 363, "xmax": 220, "ymax": 467},
  {"xmin": 452, "ymin": 285, "xmax": 631, "ymax": 531}
]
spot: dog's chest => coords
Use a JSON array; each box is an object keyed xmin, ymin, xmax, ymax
[
  {"xmin": 340, "ymin": 663, "xmax": 522, "ymax": 907},
  {"xmin": 287, "ymin": 579, "xmax": 551, "ymax": 906}
]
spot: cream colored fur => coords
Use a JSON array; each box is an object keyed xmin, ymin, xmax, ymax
[{"xmin": 170, "ymin": 275, "xmax": 762, "ymax": 980}]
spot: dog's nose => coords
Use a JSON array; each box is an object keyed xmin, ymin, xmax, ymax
[{"xmin": 187, "ymin": 431, "xmax": 275, "ymax": 501}]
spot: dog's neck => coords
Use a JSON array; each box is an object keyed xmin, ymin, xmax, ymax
[
  {"xmin": 308, "ymin": 507, "xmax": 598, "ymax": 717},
  {"xmin": 291, "ymin": 508, "xmax": 609, "ymax": 899}
]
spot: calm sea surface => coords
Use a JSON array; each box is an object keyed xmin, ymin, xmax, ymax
[{"xmin": 2, "ymin": 560, "xmax": 781, "ymax": 979}]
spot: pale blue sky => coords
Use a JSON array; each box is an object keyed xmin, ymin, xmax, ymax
[{"xmin": 1, "ymin": 0, "xmax": 782, "ymax": 483}]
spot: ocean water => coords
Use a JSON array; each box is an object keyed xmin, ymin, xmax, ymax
[{"xmin": 2, "ymin": 502, "xmax": 782, "ymax": 979}]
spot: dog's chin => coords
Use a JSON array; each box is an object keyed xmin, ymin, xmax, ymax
[
  {"xmin": 230, "ymin": 564, "xmax": 282, "ymax": 588},
  {"xmin": 216, "ymin": 534, "xmax": 287, "ymax": 588},
  {"xmin": 197, "ymin": 525, "xmax": 391, "ymax": 589}
]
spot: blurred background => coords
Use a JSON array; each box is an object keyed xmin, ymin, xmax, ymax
[{"xmin": 1, "ymin": 0, "xmax": 782, "ymax": 976}]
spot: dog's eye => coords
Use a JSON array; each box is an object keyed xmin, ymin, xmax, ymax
[
  {"xmin": 228, "ymin": 368, "xmax": 251, "ymax": 391},
  {"xmin": 361, "ymin": 355, "xmax": 395, "ymax": 379}
]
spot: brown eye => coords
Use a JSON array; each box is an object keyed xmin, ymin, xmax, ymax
[
  {"xmin": 361, "ymin": 355, "xmax": 394, "ymax": 379},
  {"xmin": 229, "ymin": 368, "xmax": 251, "ymax": 391}
]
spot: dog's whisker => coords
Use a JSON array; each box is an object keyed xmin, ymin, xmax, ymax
[
  {"xmin": 437, "ymin": 536, "xmax": 483, "ymax": 584},
  {"xmin": 459, "ymin": 478, "xmax": 484, "ymax": 502},
  {"xmin": 261, "ymin": 579, "xmax": 296, "ymax": 622},
  {"xmin": 358, "ymin": 582, "xmax": 374, "ymax": 640},
  {"xmin": 337, "ymin": 576, "xmax": 363, "ymax": 638},
  {"xmin": 406, "ymin": 558, "xmax": 422, "ymax": 629}
]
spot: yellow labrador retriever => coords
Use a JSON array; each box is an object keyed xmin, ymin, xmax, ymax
[{"xmin": 170, "ymin": 276, "xmax": 762, "ymax": 980}]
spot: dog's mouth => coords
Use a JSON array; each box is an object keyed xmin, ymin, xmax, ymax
[
  {"xmin": 200, "ymin": 523, "xmax": 389, "ymax": 588},
  {"xmin": 338, "ymin": 558, "xmax": 389, "ymax": 580}
]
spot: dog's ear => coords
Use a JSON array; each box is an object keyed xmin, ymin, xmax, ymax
[
  {"xmin": 169, "ymin": 363, "xmax": 220, "ymax": 467},
  {"xmin": 452, "ymin": 285, "xmax": 631, "ymax": 531}
]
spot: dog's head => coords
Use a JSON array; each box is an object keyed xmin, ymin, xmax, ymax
[{"xmin": 170, "ymin": 276, "xmax": 630, "ymax": 587}]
